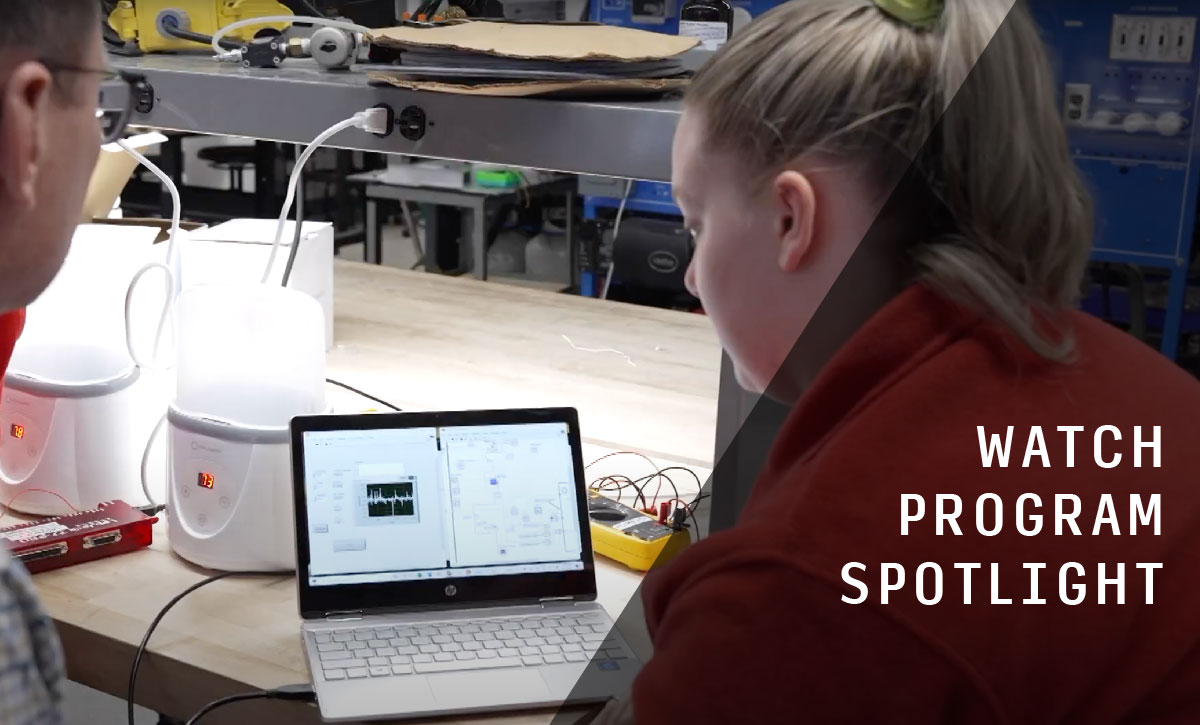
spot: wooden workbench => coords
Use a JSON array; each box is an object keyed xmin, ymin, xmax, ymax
[{"xmin": 30, "ymin": 261, "xmax": 721, "ymax": 724}]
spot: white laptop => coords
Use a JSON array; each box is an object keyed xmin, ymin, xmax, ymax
[{"xmin": 290, "ymin": 407, "xmax": 639, "ymax": 722}]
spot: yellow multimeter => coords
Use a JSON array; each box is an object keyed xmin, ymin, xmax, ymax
[{"xmin": 587, "ymin": 492, "xmax": 691, "ymax": 572}]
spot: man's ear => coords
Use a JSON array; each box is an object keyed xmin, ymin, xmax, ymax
[
  {"xmin": 0, "ymin": 61, "xmax": 52, "ymax": 210},
  {"xmin": 773, "ymin": 170, "xmax": 817, "ymax": 273}
]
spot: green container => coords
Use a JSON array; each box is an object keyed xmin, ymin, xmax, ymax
[{"xmin": 474, "ymin": 169, "xmax": 522, "ymax": 189}]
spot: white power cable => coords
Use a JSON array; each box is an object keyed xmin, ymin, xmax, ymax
[
  {"xmin": 211, "ymin": 15, "xmax": 371, "ymax": 62},
  {"xmin": 117, "ymin": 139, "xmax": 181, "ymax": 368},
  {"xmin": 600, "ymin": 179, "xmax": 634, "ymax": 300},
  {"xmin": 262, "ymin": 117, "xmax": 357, "ymax": 282},
  {"xmin": 262, "ymin": 110, "xmax": 387, "ymax": 283},
  {"xmin": 116, "ymin": 139, "xmax": 183, "ymax": 509},
  {"xmin": 140, "ymin": 413, "xmax": 167, "ymax": 508},
  {"xmin": 123, "ymin": 263, "xmax": 173, "ymax": 369}
]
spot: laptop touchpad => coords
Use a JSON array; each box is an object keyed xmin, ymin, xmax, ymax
[{"xmin": 428, "ymin": 670, "xmax": 552, "ymax": 708}]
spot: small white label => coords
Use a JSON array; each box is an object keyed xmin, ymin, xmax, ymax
[
  {"xmin": 0, "ymin": 522, "xmax": 68, "ymax": 544},
  {"xmin": 679, "ymin": 20, "xmax": 728, "ymax": 51},
  {"xmin": 612, "ymin": 516, "xmax": 653, "ymax": 532}
]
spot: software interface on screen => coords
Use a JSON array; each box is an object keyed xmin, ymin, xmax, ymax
[{"xmin": 301, "ymin": 422, "xmax": 585, "ymax": 587}]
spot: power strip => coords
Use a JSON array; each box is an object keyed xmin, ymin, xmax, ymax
[{"xmin": 587, "ymin": 492, "xmax": 690, "ymax": 571}]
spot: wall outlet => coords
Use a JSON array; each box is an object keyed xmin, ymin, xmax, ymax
[
  {"xmin": 1111, "ymin": 15, "xmax": 1134, "ymax": 59},
  {"xmin": 1174, "ymin": 17, "xmax": 1197, "ymax": 64},
  {"xmin": 1155, "ymin": 18, "xmax": 1174, "ymax": 60},
  {"xmin": 1064, "ymin": 83, "xmax": 1091, "ymax": 126},
  {"xmin": 1135, "ymin": 17, "xmax": 1153, "ymax": 59}
]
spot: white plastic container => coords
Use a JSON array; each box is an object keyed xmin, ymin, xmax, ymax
[
  {"xmin": 184, "ymin": 220, "xmax": 335, "ymax": 350},
  {"xmin": 525, "ymin": 227, "xmax": 570, "ymax": 282},
  {"xmin": 0, "ymin": 225, "xmax": 171, "ymax": 515},
  {"xmin": 487, "ymin": 230, "xmax": 529, "ymax": 275},
  {"xmin": 167, "ymin": 283, "xmax": 325, "ymax": 571},
  {"xmin": 0, "ymin": 343, "xmax": 169, "ymax": 516}
]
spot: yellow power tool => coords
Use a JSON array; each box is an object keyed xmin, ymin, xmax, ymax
[{"xmin": 107, "ymin": 0, "xmax": 294, "ymax": 53}]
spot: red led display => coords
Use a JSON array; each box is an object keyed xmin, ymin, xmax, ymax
[
  {"xmin": 197, "ymin": 472, "xmax": 215, "ymax": 489},
  {"xmin": 10, "ymin": 424, "xmax": 24, "ymax": 440}
]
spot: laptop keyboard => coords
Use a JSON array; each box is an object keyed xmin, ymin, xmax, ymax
[{"xmin": 312, "ymin": 611, "xmax": 629, "ymax": 681}]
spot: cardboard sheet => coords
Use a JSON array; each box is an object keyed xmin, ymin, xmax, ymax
[
  {"xmin": 368, "ymin": 72, "xmax": 689, "ymax": 97},
  {"xmin": 82, "ymin": 132, "xmax": 167, "ymax": 222},
  {"xmin": 369, "ymin": 21, "xmax": 699, "ymax": 62}
]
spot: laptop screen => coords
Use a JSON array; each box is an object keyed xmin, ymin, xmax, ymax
[{"xmin": 300, "ymin": 421, "xmax": 586, "ymax": 588}]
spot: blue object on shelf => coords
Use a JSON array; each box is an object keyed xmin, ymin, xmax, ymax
[
  {"xmin": 589, "ymin": 0, "xmax": 783, "ymax": 35},
  {"xmin": 582, "ymin": 180, "xmax": 682, "ymax": 220}
]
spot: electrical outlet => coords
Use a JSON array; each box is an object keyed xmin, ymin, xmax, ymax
[
  {"xmin": 1174, "ymin": 17, "xmax": 1197, "ymax": 64},
  {"xmin": 1111, "ymin": 15, "xmax": 1134, "ymax": 60},
  {"xmin": 1155, "ymin": 18, "xmax": 1174, "ymax": 59},
  {"xmin": 1135, "ymin": 18, "xmax": 1153, "ymax": 59},
  {"xmin": 1064, "ymin": 83, "xmax": 1091, "ymax": 127}
]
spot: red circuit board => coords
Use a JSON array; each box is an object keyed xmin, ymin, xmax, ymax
[{"xmin": 0, "ymin": 500, "xmax": 157, "ymax": 574}]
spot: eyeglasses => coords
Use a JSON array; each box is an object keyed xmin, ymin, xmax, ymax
[{"xmin": 38, "ymin": 61, "xmax": 146, "ymax": 145}]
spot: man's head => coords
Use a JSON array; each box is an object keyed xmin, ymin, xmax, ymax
[{"xmin": 0, "ymin": 0, "xmax": 104, "ymax": 311}]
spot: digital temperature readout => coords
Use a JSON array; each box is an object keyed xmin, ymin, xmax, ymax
[
  {"xmin": 10, "ymin": 424, "xmax": 24, "ymax": 440},
  {"xmin": 197, "ymin": 472, "xmax": 215, "ymax": 489}
]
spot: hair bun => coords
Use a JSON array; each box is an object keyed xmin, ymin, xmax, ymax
[{"xmin": 872, "ymin": 0, "xmax": 944, "ymax": 29}]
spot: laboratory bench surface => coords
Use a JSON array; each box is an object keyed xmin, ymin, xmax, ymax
[{"xmin": 30, "ymin": 261, "xmax": 720, "ymax": 724}]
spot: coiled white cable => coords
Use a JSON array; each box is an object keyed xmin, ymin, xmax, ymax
[
  {"xmin": 117, "ymin": 139, "xmax": 180, "ymax": 368},
  {"xmin": 123, "ymin": 262, "xmax": 173, "ymax": 369},
  {"xmin": 210, "ymin": 15, "xmax": 371, "ymax": 62}
]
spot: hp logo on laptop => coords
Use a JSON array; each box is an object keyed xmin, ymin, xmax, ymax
[{"xmin": 445, "ymin": 585, "xmax": 457, "ymax": 597}]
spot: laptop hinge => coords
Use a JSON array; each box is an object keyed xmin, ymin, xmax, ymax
[
  {"xmin": 539, "ymin": 596, "xmax": 577, "ymax": 608},
  {"xmin": 325, "ymin": 609, "xmax": 364, "ymax": 621}
]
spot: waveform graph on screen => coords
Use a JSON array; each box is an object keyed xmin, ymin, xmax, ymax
[
  {"xmin": 355, "ymin": 475, "xmax": 420, "ymax": 526},
  {"xmin": 367, "ymin": 482, "xmax": 416, "ymax": 517}
]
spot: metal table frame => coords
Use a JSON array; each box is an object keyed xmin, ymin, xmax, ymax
[{"xmin": 356, "ymin": 176, "xmax": 576, "ymax": 282}]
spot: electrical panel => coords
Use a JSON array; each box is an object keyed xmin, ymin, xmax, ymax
[{"xmin": 1033, "ymin": 1, "xmax": 1200, "ymax": 356}]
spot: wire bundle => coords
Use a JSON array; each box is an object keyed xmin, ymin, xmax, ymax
[{"xmin": 585, "ymin": 452, "xmax": 707, "ymax": 539}]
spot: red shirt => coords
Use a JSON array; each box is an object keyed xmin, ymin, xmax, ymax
[
  {"xmin": 634, "ymin": 284, "xmax": 1200, "ymax": 724},
  {"xmin": 0, "ymin": 310, "xmax": 23, "ymax": 394}
]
